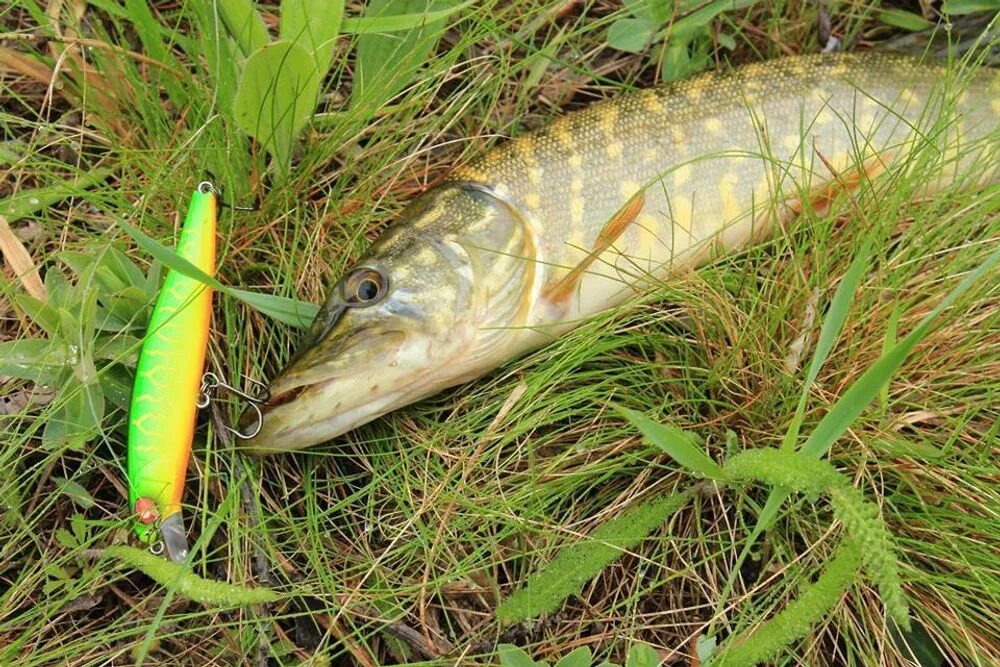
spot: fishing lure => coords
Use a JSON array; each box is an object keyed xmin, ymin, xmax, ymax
[{"xmin": 127, "ymin": 182, "xmax": 216, "ymax": 562}]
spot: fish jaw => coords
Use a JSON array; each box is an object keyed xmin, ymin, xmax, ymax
[
  {"xmin": 242, "ymin": 321, "xmax": 481, "ymax": 453},
  {"xmin": 243, "ymin": 380, "xmax": 411, "ymax": 453}
]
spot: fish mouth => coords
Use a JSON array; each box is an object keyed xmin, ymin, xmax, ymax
[
  {"xmin": 238, "ymin": 376, "xmax": 411, "ymax": 454},
  {"xmin": 236, "ymin": 329, "xmax": 415, "ymax": 453}
]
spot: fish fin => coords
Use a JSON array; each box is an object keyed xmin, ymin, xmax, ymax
[
  {"xmin": 543, "ymin": 190, "xmax": 646, "ymax": 306},
  {"xmin": 781, "ymin": 150, "xmax": 892, "ymax": 222}
]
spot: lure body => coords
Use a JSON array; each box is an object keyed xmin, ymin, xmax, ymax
[
  {"xmin": 128, "ymin": 183, "xmax": 216, "ymax": 561},
  {"xmin": 246, "ymin": 52, "xmax": 1000, "ymax": 453}
]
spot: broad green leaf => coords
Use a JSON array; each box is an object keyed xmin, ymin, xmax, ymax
[
  {"xmin": 43, "ymin": 381, "xmax": 105, "ymax": 450},
  {"xmin": 216, "ymin": 0, "xmax": 270, "ymax": 57},
  {"xmin": 695, "ymin": 635, "xmax": 717, "ymax": 662},
  {"xmin": 340, "ymin": 0, "xmax": 472, "ymax": 33},
  {"xmin": 615, "ymin": 405, "xmax": 723, "ymax": 479},
  {"xmin": 75, "ymin": 286, "xmax": 100, "ymax": 383},
  {"xmin": 104, "ymin": 245, "xmax": 147, "ymax": 290},
  {"xmin": 56, "ymin": 307, "xmax": 80, "ymax": 347},
  {"xmin": 58, "ymin": 251, "xmax": 97, "ymax": 279},
  {"xmin": 607, "ymin": 17, "xmax": 658, "ymax": 53},
  {"xmin": 670, "ymin": 0, "xmax": 758, "ymax": 36},
  {"xmin": 624, "ymin": 0, "xmax": 670, "ymax": 23},
  {"xmin": 99, "ymin": 364, "xmax": 134, "ymax": 410},
  {"xmin": 94, "ymin": 265, "xmax": 127, "ymax": 296},
  {"xmin": 661, "ymin": 40, "xmax": 694, "ymax": 82},
  {"xmin": 117, "ymin": 217, "xmax": 318, "ymax": 327},
  {"xmin": 625, "ymin": 643, "xmax": 661, "ymax": 667},
  {"xmin": 0, "ymin": 168, "xmax": 113, "ymax": 224},
  {"xmin": 352, "ymin": 0, "xmax": 454, "ymax": 114},
  {"xmin": 143, "ymin": 259, "xmax": 162, "ymax": 303},
  {"xmin": 95, "ymin": 286, "xmax": 149, "ymax": 330},
  {"xmin": 498, "ymin": 645, "xmax": 544, "ymax": 667},
  {"xmin": 280, "ymin": 0, "xmax": 344, "ymax": 73},
  {"xmin": 45, "ymin": 269, "xmax": 72, "ymax": 310},
  {"xmin": 877, "ymin": 8, "xmax": 933, "ymax": 31},
  {"xmin": 14, "ymin": 294, "xmax": 60, "ymax": 335},
  {"xmin": 53, "ymin": 477, "xmax": 96, "ymax": 509},
  {"xmin": 555, "ymin": 647, "xmax": 592, "ymax": 667},
  {"xmin": 94, "ymin": 333, "xmax": 141, "ymax": 364},
  {"xmin": 234, "ymin": 40, "xmax": 322, "ymax": 176},
  {"xmin": 942, "ymin": 0, "xmax": 1000, "ymax": 14},
  {"xmin": 0, "ymin": 339, "xmax": 70, "ymax": 380}
]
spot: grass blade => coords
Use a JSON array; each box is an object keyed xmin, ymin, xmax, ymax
[
  {"xmin": 754, "ymin": 242, "xmax": 1000, "ymax": 535},
  {"xmin": 615, "ymin": 405, "xmax": 724, "ymax": 480},
  {"xmin": 340, "ymin": 0, "xmax": 474, "ymax": 33},
  {"xmin": 781, "ymin": 238, "xmax": 872, "ymax": 451},
  {"xmin": 1, "ymin": 168, "xmax": 114, "ymax": 223},
  {"xmin": 216, "ymin": 0, "xmax": 270, "ymax": 57},
  {"xmin": 280, "ymin": 0, "xmax": 344, "ymax": 74},
  {"xmin": 117, "ymin": 217, "xmax": 317, "ymax": 327},
  {"xmin": 352, "ymin": 0, "xmax": 456, "ymax": 114},
  {"xmin": 801, "ymin": 242, "xmax": 1000, "ymax": 458}
]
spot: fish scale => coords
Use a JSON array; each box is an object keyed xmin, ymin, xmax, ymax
[
  {"xmin": 246, "ymin": 51, "xmax": 1000, "ymax": 453},
  {"xmin": 454, "ymin": 52, "xmax": 997, "ymax": 322}
]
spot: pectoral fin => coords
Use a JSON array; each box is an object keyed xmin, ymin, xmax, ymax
[
  {"xmin": 791, "ymin": 150, "xmax": 892, "ymax": 219},
  {"xmin": 544, "ymin": 190, "xmax": 646, "ymax": 307}
]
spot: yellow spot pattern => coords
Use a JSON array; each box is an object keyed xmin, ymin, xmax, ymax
[
  {"xmin": 619, "ymin": 181, "xmax": 640, "ymax": 198},
  {"xmin": 673, "ymin": 164, "xmax": 691, "ymax": 187}
]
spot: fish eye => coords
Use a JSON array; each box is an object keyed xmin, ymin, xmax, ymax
[{"xmin": 344, "ymin": 267, "xmax": 387, "ymax": 306}]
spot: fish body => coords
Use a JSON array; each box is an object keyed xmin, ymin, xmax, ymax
[
  {"xmin": 128, "ymin": 183, "xmax": 217, "ymax": 561},
  {"xmin": 247, "ymin": 52, "xmax": 1000, "ymax": 453}
]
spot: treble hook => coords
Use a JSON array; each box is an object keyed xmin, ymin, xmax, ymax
[
  {"xmin": 197, "ymin": 371, "xmax": 269, "ymax": 439},
  {"xmin": 202, "ymin": 172, "xmax": 259, "ymax": 212}
]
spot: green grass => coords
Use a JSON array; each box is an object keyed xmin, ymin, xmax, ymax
[{"xmin": 2, "ymin": 1, "xmax": 999, "ymax": 665}]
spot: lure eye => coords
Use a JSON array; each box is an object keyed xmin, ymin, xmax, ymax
[{"xmin": 344, "ymin": 268, "xmax": 387, "ymax": 306}]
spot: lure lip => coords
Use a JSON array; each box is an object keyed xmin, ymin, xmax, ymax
[{"xmin": 159, "ymin": 512, "xmax": 189, "ymax": 563}]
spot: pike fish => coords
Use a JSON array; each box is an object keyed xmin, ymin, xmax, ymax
[{"xmin": 245, "ymin": 52, "xmax": 1000, "ymax": 454}]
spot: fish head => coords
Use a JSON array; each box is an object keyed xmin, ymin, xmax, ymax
[{"xmin": 244, "ymin": 183, "xmax": 541, "ymax": 453}]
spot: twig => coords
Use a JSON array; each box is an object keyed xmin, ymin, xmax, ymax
[{"xmin": 0, "ymin": 32, "xmax": 186, "ymax": 77}]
